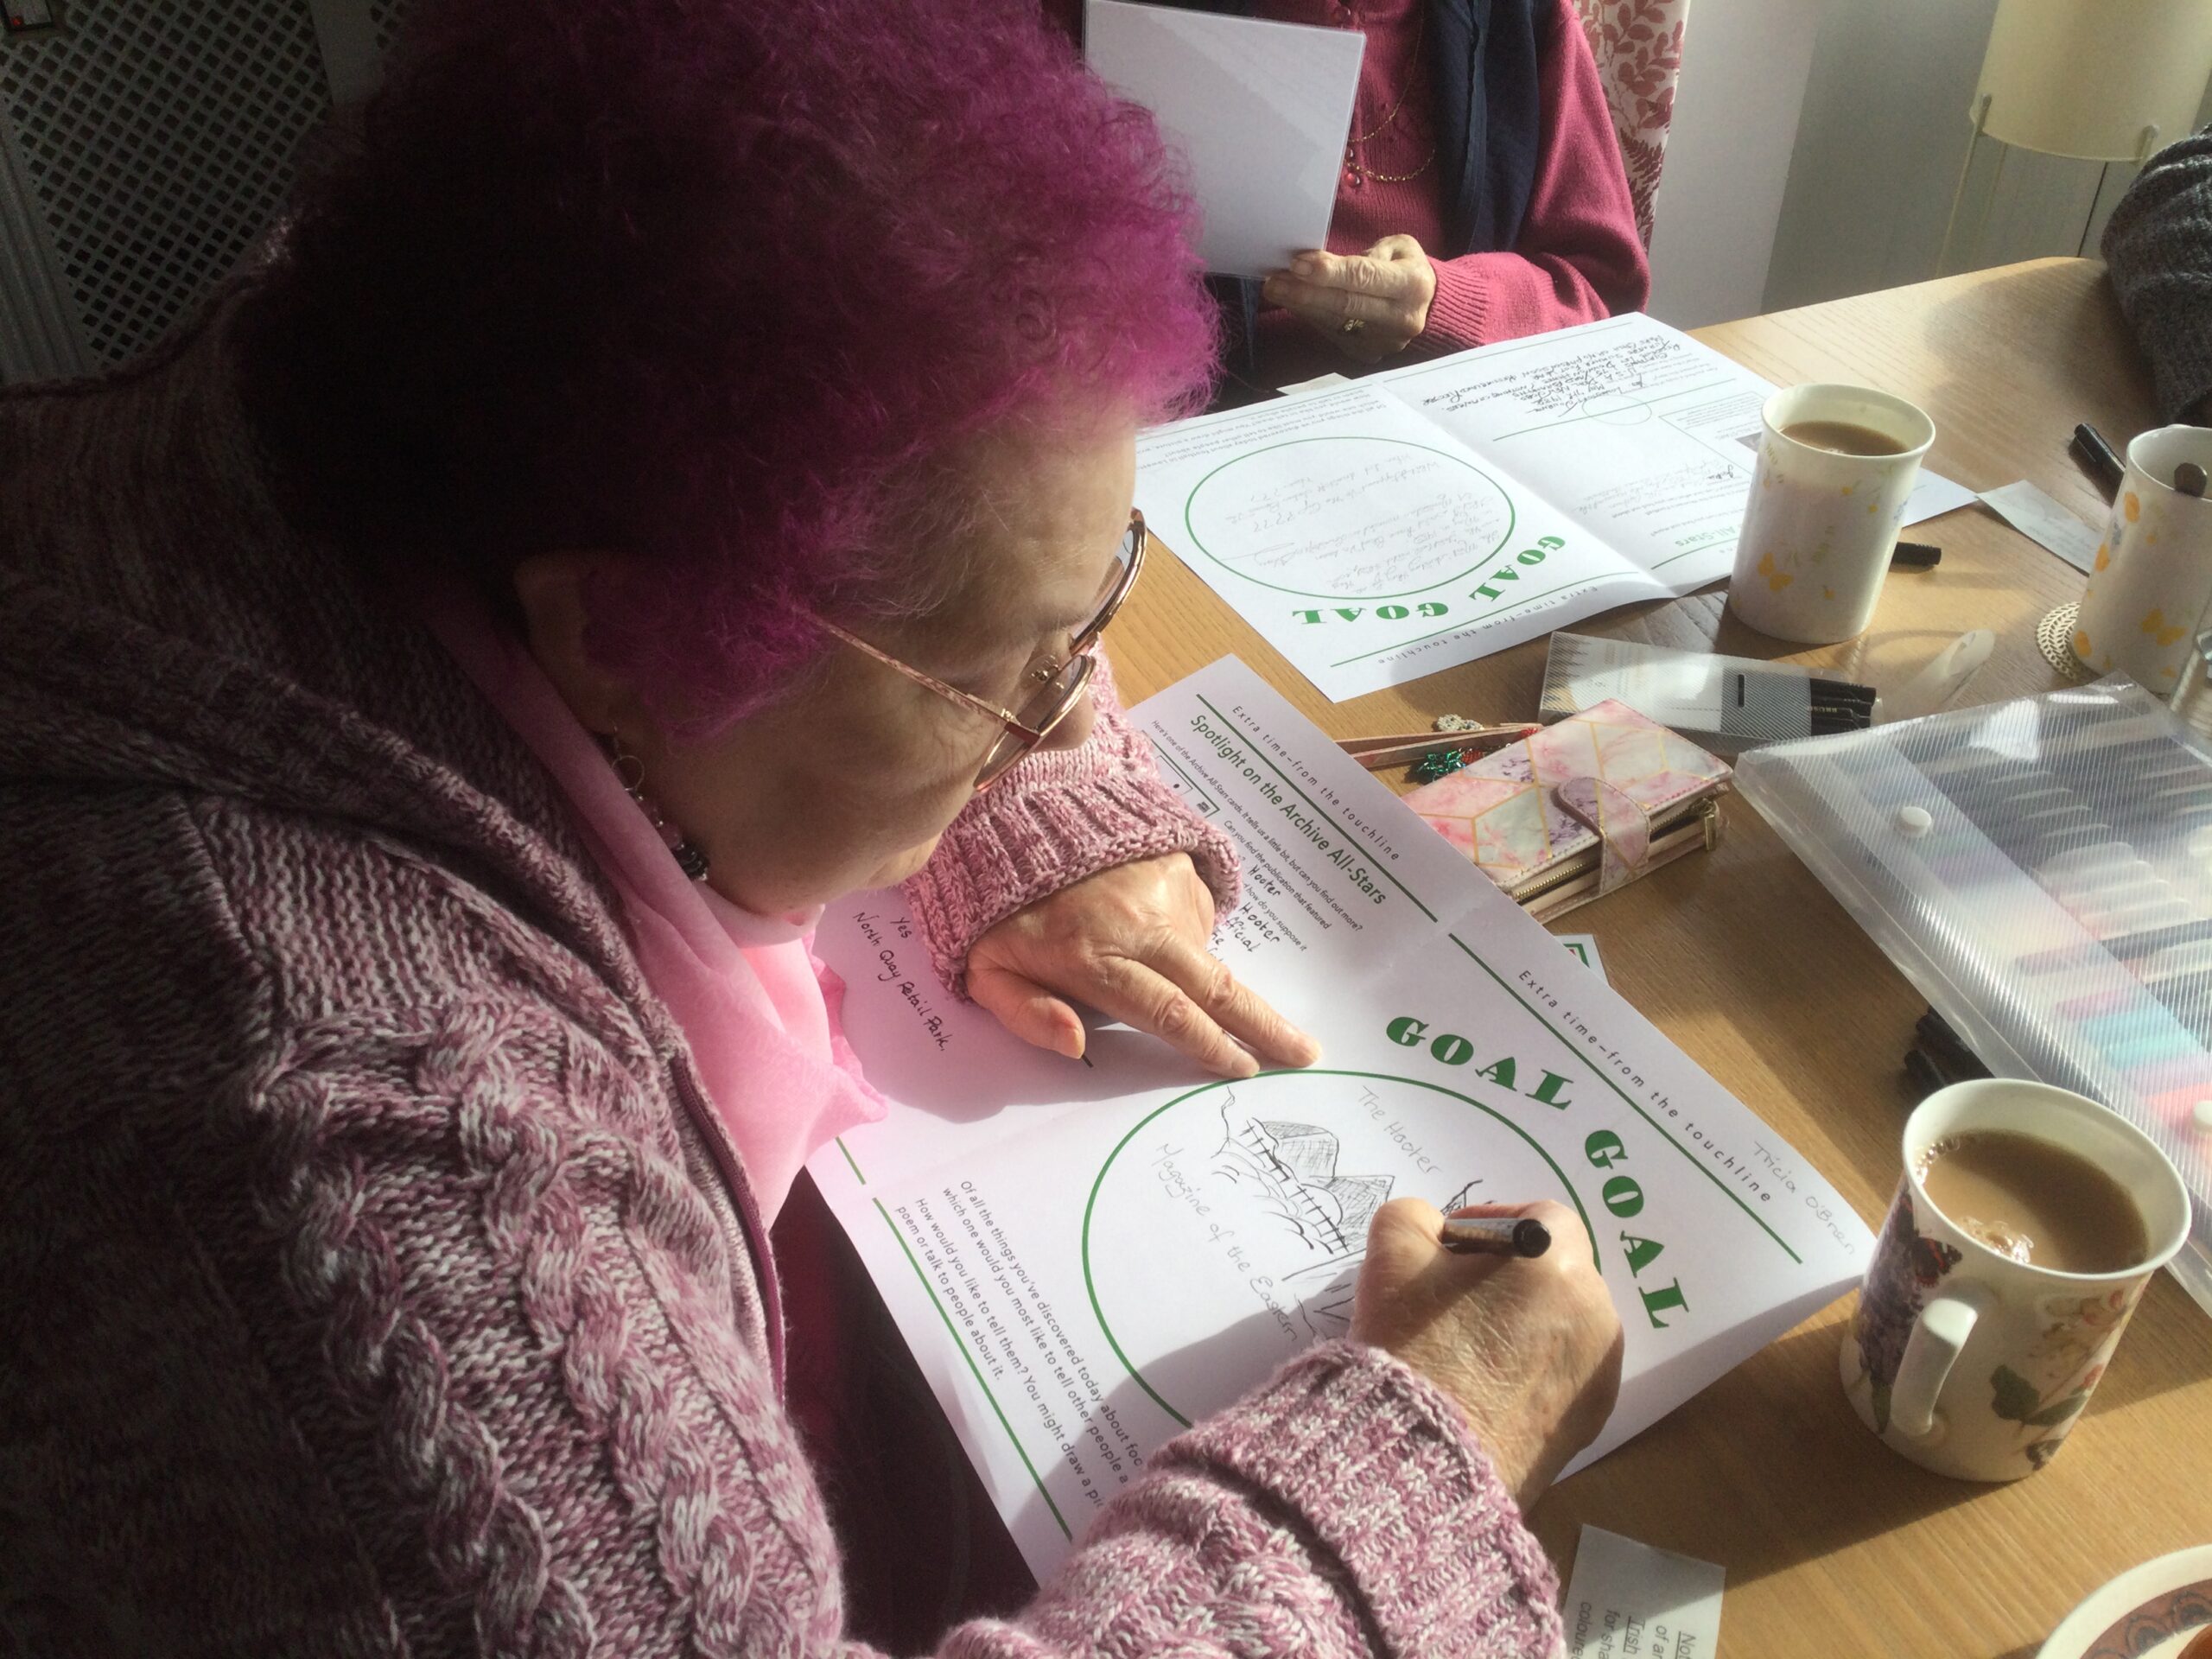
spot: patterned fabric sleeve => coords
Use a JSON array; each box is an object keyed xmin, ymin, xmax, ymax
[
  {"xmin": 954, "ymin": 1344, "xmax": 1566, "ymax": 1659},
  {"xmin": 156, "ymin": 808, "xmax": 1563, "ymax": 1659},
  {"xmin": 901, "ymin": 652, "xmax": 1242, "ymax": 995},
  {"xmin": 223, "ymin": 1007, "xmax": 1567, "ymax": 1659}
]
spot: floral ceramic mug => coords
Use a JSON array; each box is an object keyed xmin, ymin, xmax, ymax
[{"xmin": 1840, "ymin": 1079, "xmax": 2190, "ymax": 1482}]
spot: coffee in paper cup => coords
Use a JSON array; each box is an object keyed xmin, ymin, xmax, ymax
[
  {"xmin": 1727, "ymin": 385, "xmax": 1935, "ymax": 645},
  {"xmin": 2073, "ymin": 425, "xmax": 2212, "ymax": 690}
]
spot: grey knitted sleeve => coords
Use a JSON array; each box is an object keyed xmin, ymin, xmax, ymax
[{"xmin": 2102, "ymin": 128, "xmax": 2212, "ymax": 424}]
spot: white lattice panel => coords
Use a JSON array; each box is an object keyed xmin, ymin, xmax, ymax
[{"xmin": 0, "ymin": 0, "xmax": 333, "ymax": 368}]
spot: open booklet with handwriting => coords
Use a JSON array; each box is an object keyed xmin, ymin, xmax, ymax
[
  {"xmin": 804, "ymin": 656, "xmax": 1874, "ymax": 1580},
  {"xmin": 1134, "ymin": 312, "xmax": 1971, "ymax": 702}
]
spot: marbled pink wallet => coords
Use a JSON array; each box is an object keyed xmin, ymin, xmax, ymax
[{"xmin": 1402, "ymin": 698, "xmax": 1732, "ymax": 919}]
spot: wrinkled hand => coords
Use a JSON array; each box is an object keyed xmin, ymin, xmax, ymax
[
  {"xmin": 1261, "ymin": 234, "xmax": 1437, "ymax": 362},
  {"xmin": 1352, "ymin": 1198, "xmax": 1624, "ymax": 1510},
  {"xmin": 967, "ymin": 853, "xmax": 1320, "ymax": 1078}
]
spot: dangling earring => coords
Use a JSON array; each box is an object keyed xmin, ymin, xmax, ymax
[{"xmin": 607, "ymin": 735, "xmax": 711, "ymax": 881}]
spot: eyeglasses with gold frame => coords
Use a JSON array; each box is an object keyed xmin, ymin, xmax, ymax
[{"xmin": 809, "ymin": 507, "xmax": 1149, "ymax": 790}]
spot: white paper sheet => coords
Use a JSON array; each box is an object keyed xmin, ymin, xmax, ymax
[
  {"xmin": 1085, "ymin": 1, "xmax": 1363, "ymax": 279},
  {"xmin": 1277, "ymin": 370, "xmax": 1355, "ymax": 397},
  {"xmin": 1370, "ymin": 311, "xmax": 1973, "ymax": 543},
  {"xmin": 1563, "ymin": 1527, "xmax": 1726, "ymax": 1659},
  {"xmin": 1135, "ymin": 381, "xmax": 1624, "ymax": 699},
  {"xmin": 1136, "ymin": 313, "xmax": 1974, "ymax": 701},
  {"xmin": 1980, "ymin": 479, "xmax": 2102, "ymax": 573},
  {"xmin": 1559, "ymin": 931, "xmax": 1608, "ymax": 981},
  {"xmin": 1904, "ymin": 469, "xmax": 1978, "ymax": 526},
  {"xmin": 806, "ymin": 657, "xmax": 1873, "ymax": 1580}
]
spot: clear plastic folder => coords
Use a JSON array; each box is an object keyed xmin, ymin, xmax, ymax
[{"xmin": 1738, "ymin": 680, "xmax": 2212, "ymax": 1317}]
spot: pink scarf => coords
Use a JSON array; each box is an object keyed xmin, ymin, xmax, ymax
[{"xmin": 426, "ymin": 587, "xmax": 884, "ymax": 1224}]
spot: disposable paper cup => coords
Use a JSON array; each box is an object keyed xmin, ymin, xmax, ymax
[
  {"xmin": 1726, "ymin": 385, "xmax": 1935, "ymax": 645},
  {"xmin": 2072, "ymin": 424, "xmax": 2212, "ymax": 691}
]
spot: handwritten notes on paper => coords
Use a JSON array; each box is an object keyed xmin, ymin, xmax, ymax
[
  {"xmin": 1191, "ymin": 439, "xmax": 1514, "ymax": 597},
  {"xmin": 1378, "ymin": 312, "xmax": 1975, "ymax": 559},
  {"xmin": 805, "ymin": 657, "xmax": 1872, "ymax": 1580},
  {"xmin": 1138, "ymin": 385, "xmax": 1588, "ymax": 697},
  {"xmin": 1411, "ymin": 324, "xmax": 1701, "ymax": 426},
  {"xmin": 1136, "ymin": 313, "xmax": 1976, "ymax": 701}
]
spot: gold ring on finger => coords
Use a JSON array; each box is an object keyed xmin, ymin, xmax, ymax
[{"xmin": 1340, "ymin": 316, "xmax": 1365, "ymax": 334}]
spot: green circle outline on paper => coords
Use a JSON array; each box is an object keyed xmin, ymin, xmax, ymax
[
  {"xmin": 1080, "ymin": 1068, "xmax": 1595, "ymax": 1429},
  {"xmin": 1181, "ymin": 436, "xmax": 1516, "ymax": 601}
]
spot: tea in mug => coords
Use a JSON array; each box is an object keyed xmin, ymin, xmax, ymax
[
  {"xmin": 1916, "ymin": 1130, "xmax": 2148, "ymax": 1274},
  {"xmin": 1779, "ymin": 419, "xmax": 1908, "ymax": 457}
]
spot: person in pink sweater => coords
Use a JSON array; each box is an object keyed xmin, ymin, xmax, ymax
[
  {"xmin": 1254, "ymin": 0, "xmax": 1651, "ymax": 385},
  {"xmin": 1048, "ymin": 0, "xmax": 1650, "ymax": 391},
  {"xmin": 0, "ymin": 0, "xmax": 1622, "ymax": 1653}
]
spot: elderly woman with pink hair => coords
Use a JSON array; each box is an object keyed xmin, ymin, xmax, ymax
[{"xmin": 0, "ymin": 0, "xmax": 1618, "ymax": 1654}]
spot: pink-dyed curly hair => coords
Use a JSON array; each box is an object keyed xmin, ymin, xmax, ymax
[{"xmin": 239, "ymin": 0, "xmax": 1215, "ymax": 730}]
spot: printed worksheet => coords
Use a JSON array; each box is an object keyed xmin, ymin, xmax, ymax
[
  {"xmin": 1136, "ymin": 313, "xmax": 1974, "ymax": 701},
  {"xmin": 806, "ymin": 657, "xmax": 1874, "ymax": 1580}
]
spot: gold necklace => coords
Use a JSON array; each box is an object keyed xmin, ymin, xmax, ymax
[
  {"xmin": 1353, "ymin": 144, "xmax": 1438, "ymax": 185},
  {"xmin": 1343, "ymin": 4, "xmax": 1437, "ymax": 187}
]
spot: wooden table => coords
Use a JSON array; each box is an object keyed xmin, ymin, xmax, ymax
[{"xmin": 1110, "ymin": 258, "xmax": 2212, "ymax": 1658}]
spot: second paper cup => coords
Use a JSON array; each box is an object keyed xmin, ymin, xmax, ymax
[
  {"xmin": 1726, "ymin": 385, "xmax": 1935, "ymax": 645},
  {"xmin": 2072, "ymin": 424, "xmax": 2212, "ymax": 691}
]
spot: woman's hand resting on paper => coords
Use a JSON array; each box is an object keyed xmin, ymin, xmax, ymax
[
  {"xmin": 1262, "ymin": 234, "xmax": 1438, "ymax": 362},
  {"xmin": 1354, "ymin": 1198, "xmax": 1624, "ymax": 1509},
  {"xmin": 966, "ymin": 851, "xmax": 1321, "ymax": 1079}
]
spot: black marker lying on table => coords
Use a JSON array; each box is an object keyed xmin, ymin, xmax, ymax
[
  {"xmin": 1442, "ymin": 1215, "xmax": 1554, "ymax": 1258},
  {"xmin": 2071, "ymin": 423, "xmax": 2126, "ymax": 502}
]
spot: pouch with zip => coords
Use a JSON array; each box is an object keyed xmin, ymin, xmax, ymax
[{"xmin": 1401, "ymin": 698, "xmax": 1732, "ymax": 920}]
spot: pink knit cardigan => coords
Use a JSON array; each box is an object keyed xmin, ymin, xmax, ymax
[
  {"xmin": 0, "ymin": 300, "xmax": 1564, "ymax": 1657},
  {"xmin": 1250, "ymin": 0, "xmax": 1652, "ymax": 386}
]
